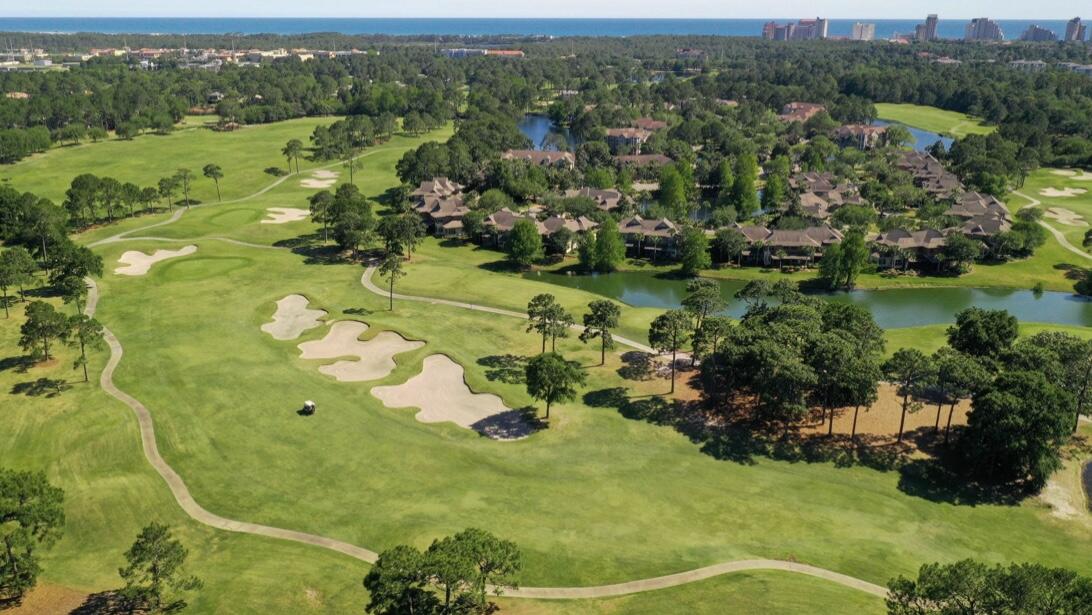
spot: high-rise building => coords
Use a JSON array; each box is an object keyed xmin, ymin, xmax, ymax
[
  {"xmin": 1021, "ymin": 24, "xmax": 1058, "ymax": 42},
  {"xmin": 914, "ymin": 14, "xmax": 940, "ymax": 41},
  {"xmin": 761, "ymin": 18, "xmax": 827, "ymax": 41},
  {"xmin": 965, "ymin": 18, "xmax": 1005, "ymax": 42},
  {"xmin": 1064, "ymin": 17, "xmax": 1087, "ymax": 42},
  {"xmin": 851, "ymin": 22, "xmax": 876, "ymax": 41}
]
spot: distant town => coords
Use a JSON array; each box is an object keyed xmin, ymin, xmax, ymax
[{"xmin": 763, "ymin": 14, "xmax": 1087, "ymax": 44}]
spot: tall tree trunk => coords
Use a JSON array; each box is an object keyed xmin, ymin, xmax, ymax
[
  {"xmin": 79, "ymin": 337, "xmax": 88, "ymax": 382},
  {"xmin": 897, "ymin": 394, "xmax": 908, "ymax": 443},
  {"xmin": 935, "ymin": 401, "xmax": 943, "ymax": 431},
  {"xmin": 215, "ymin": 180, "xmax": 221, "ymax": 202},
  {"xmin": 945, "ymin": 403, "xmax": 956, "ymax": 444},
  {"xmin": 669, "ymin": 348, "xmax": 677, "ymax": 394},
  {"xmin": 851, "ymin": 405, "xmax": 860, "ymax": 440},
  {"xmin": 388, "ymin": 277, "xmax": 394, "ymax": 310},
  {"xmin": 600, "ymin": 334, "xmax": 606, "ymax": 366},
  {"xmin": 1, "ymin": 287, "xmax": 8, "ymax": 318},
  {"xmin": 827, "ymin": 405, "xmax": 834, "ymax": 436}
]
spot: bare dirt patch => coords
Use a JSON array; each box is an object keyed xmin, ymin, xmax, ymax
[
  {"xmin": 1044, "ymin": 207, "xmax": 1088, "ymax": 227},
  {"xmin": 5, "ymin": 583, "xmax": 88, "ymax": 614},
  {"xmin": 261, "ymin": 207, "xmax": 310, "ymax": 224},
  {"xmin": 1039, "ymin": 187, "xmax": 1088, "ymax": 198},
  {"xmin": 297, "ymin": 321, "xmax": 423, "ymax": 382},
  {"xmin": 261, "ymin": 294, "xmax": 326, "ymax": 340},
  {"xmin": 372, "ymin": 354, "xmax": 534, "ymax": 440},
  {"xmin": 114, "ymin": 245, "xmax": 197, "ymax": 276}
]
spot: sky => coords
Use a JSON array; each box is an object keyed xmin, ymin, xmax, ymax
[{"xmin": 4, "ymin": 1, "xmax": 1089, "ymax": 19}]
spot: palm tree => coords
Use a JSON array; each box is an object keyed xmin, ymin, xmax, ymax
[
  {"xmin": 202, "ymin": 164, "xmax": 223, "ymax": 202},
  {"xmin": 343, "ymin": 156, "xmax": 361, "ymax": 184},
  {"xmin": 282, "ymin": 139, "xmax": 303, "ymax": 174}
]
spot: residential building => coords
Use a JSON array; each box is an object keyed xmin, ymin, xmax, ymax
[
  {"xmin": 605, "ymin": 127, "xmax": 653, "ymax": 154},
  {"xmin": 762, "ymin": 18, "xmax": 828, "ymax": 41},
  {"xmin": 736, "ymin": 224, "xmax": 843, "ymax": 267},
  {"xmin": 414, "ymin": 196, "xmax": 469, "ymax": 237},
  {"xmin": 410, "ymin": 177, "xmax": 464, "ymax": 202},
  {"xmin": 778, "ymin": 102, "xmax": 826, "ymax": 123},
  {"xmin": 440, "ymin": 48, "xmax": 524, "ymax": 58},
  {"xmin": 618, "ymin": 216, "xmax": 679, "ymax": 258},
  {"xmin": 615, "ymin": 154, "xmax": 673, "ymax": 168},
  {"xmin": 1020, "ymin": 25, "xmax": 1057, "ymax": 42},
  {"xmin": 1060, "ymin": 62, "xmax": 1092, "ymax": 76},
  {"xmin": 965, "ymin": 18, "xmax": 1005, "ymax": 42},
  {"xmin": 1009, "ymin": 60, "xmax": 1049, "ymax": 72},
  {"xmin": 1064, "ymin": 17, "xmax": 1087, "ymax": 42},
  {"xmin": 563, "ymin": 187, "xmax": 624, "ymax": 212},
  {"xmin": 915, "ymin": 14, "xmax": 940, "ymax": 41},
  {"xmin": 896, "ymin": 151, "xmax": 962, "ymax": 198},
  {"xmin": 851, "ymin": 23, "xmax": 876, "ymax": 42},
  {"xmin": 834, "ymin": 124, "xmax": 888, "ymax": 149},
  {"xmin": 501, "ymin": 150, "xmax": 575, "ymax": 169},
  {"xmin": 632, "ymin": 117, "xmax": 668, "ymax": 131},
  {"xmin": 871, "ymin": 228, "xmax": 947, "ymax": 269},
  {"xmin": 946, "ymin": 192, "xmax": 1009, "ymax": 220}
]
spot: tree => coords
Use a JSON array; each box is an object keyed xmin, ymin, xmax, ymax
[
  {"xmin": 378, "ymin": 253, "xmax": 405, "ymax": 311},
  {"xmin": 730, "ymin": 152, "xmax": 760, "ymax": 218},
  {"xmin": 282, "ymin": 138, "xmax": 303, "ymax": 174},
  {"xmin": 0, "ymin": 469, "xmax": 65, "ymax": 604},
  {"xmin": 363, "ymin": 545, "xmax": 438, "ymax": 615},
  {"xmin": 580, "ymin": 299, "xmax": 621, "ymax": 365},
  {"xmin": 118, "ymin": 523, "xmax": 202, "ymax": 613},
  {"xmin": 174, "ymin": 168, "xmax": 194, "ymax": 206},
  {"xmin": 309, "ymin": 190, "xmax": 334, "ymax": 243},
  {"xmin": 962, "ymin": 371, "xmax": 1074, "ymax": 490},
  {"xmin": 681, "ymin": 278, "xmax": 726, "ymax": 331},
  {"xmin": 658, "ymin": 164, "xmax": 689, "ymax": 219},
  {"xmin": 887, "ymin": 559, "xmax": 1092, "ymax": 615},
  {"xmin": 946, "ymin": 307, "xmax": 1018, "ymax": 361},
  {"xmin": 1013, "ymin": 332, "xmax": 1092, "ymax": 432},
  {"xmin": 592, "ymin": 220, "xmax": 626, "ymax": 272},
  {"xmin": 507, "ymin": 219, "xmax": 543, "ymax": 269},
  {"xmin": 157, "ymin": 175, "xmax": 179, "ymax": 211},
  {"xmin": 808, "ymin": 333, "xmax": 873, "ymax": 436},
  {"xmin": 202, "ymin": 163, "xmax": 223, "ymax": 202},
  {"xmin": 46, "ymin": 242, "xmax": 102, "ymax": 286},
  {"xmin": 930, "ymin": 348, "xmax": 990, "ymax": 443},
  {"xmin": 677, "ymin": 226, "xmax": 711, "ymax": 276},
  {"xmin": 940, "ymin": 233, "xmax": 980, "ymax": 273},
  {"xmin": 449, "ymin": 528, "xmax": 521, "ymax": 610},
  {"xmin": 0, "ymin": 247, "xmax": 36, "ymax": 319},
  {"xmin": 883, "ymin": 348, "xmax": 933, "ymax": 443},
  {"xmin": 378, "ymin": 213, "xmax": 425, "ymax": 260},
  {"xmin": 712, "ymin": 228, "xmax": 747, "ymax": 265},
  {"xmin": 67, "ymin": 314, "xmax": 104, "ymax": 383},
  {"xmin": 344, "ymin": 155, "xmax": 362, "ymax": 184},
  {"xmin": 819, "ymin": 228, "xmax": 868, "ymax": 289},
  {"xmin": 649, "ymin": 310, "xmax": 692, "ymax": 394},
  {"xmin": 19, "ymin": 301, "xmax": 69, "ymax": 362},
  {"xmin": 57, "ymin": 275, "xmax": 87, "ymax": 315},
  {"xmin": 525, "ymin": 352, "xmax": 586, "ymax": 419}
]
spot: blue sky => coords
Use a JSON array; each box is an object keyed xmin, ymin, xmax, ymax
[{"xmin": 5, "ymin": 1, "xmax": 1089, "ymax": 19}]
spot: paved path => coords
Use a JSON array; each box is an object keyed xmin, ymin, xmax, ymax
[
  {"xmin": 1013, "ymin": 191, "xmax": 1092, "ymax": 262},
  {"xmin": 361, "ymin": 266, "xmax": 659, "ymax": 355},
  {"xmin": 79, "ymin": 170, "xmax": 888, "ymax": 602}
]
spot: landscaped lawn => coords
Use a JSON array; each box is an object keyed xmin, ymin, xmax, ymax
[
  {"xmin": 874, "ymin": 103, "xmax": 995, "ymax": 138},
  {"xmin": 1011, "ymin": 168, "xmax": 1092, "ymax": 257}
]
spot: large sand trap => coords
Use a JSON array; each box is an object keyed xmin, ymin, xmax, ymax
[
  {"xmin": 1044, "ymin": 207, "xmax": 1088, "ymax": 227},
  {"xmin": 114, "ymin": 245, "xmax": 197, "ymax": 276},
  {"xmin": 1039, "ymin": 187, "xmax": 1088, "ymax": 198},
  {"xmin": 261, "ymin": 207, "xmax": 310, "ymax": 224},
  {"xmin": 312, "ymin": 170, "xmax": 339, "ymax": 179},
  {"xmin": 1052, "ymin": 169, "xmax": 1077, "ymax": 177},
  {"xmin": 300, "ymin": 169, "xmax": 340, "ymax": 189},
  {"xmin": 297, "ymin": 321, "xmax": 423, "ymax": 382},
  {"xmin": 372, "ymin": 354, "xmax": 533, "ymax": 440},
  {"xmin": 261, "ymin": 295, "xmax": 326, "ymax": 340}
]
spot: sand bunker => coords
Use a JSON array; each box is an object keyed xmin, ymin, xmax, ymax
[
  {"xmin": 1052, "ymin": 169, "xmax": 1077, "ymax": 177},
  {"xmin": 1044, "ymin": 207, "xmax": 1088, "ymax": 227},
  {"xmin": 372, "ymin": 354, "xmax": 534, "ymax": 440},
  {"xmin": 114, "ymin": 245, "xmax": 197, "ymax": 276},
  {"xmin": 300, "ymin": 169, "xmax": 340, "ymax": 189},
  {"xmin": 261, "ymin": 207, "xmax": 310, "ymax": 224},
  {"xmin": 298, "ymin": 321, "xmax": 423, "ymax": 382},
  {"xmin": 261, "ymin": 295, "xmax": 326, "ymax": 340},
  {"xmin": 1039, "ymin": 187, "xmax": 1088, "ymax": 198},
  {"xmin": 1054, "ymin": 169, "xmax": 1092, "ymax": 181}
]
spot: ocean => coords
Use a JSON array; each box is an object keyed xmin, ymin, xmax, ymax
[{"xmin": 0, "ymin": 17, "xmax": 1081, "ymax": 40}]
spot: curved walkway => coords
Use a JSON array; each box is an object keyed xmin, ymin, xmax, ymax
[
  {"xmin": 79, "ymin": 167, "xmax": 887, "ymax": 602},
  {"xmin": 1013, "ymin": 191, "xmax": 1092, "ymax": 262}
]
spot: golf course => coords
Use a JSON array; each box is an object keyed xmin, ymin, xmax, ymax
[{"xmin": 2, "ymin": 113, "xmax": 1090, "ymax": 615}]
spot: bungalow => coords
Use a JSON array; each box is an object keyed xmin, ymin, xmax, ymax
[
  {"xmin": 414, "ymin": 196, "xmax": 470, "ymax": 237},
  {"xmin": 871, "ymin": 228, "xmax": 947, "ymax": 269},
  {"xmin": 834, "ymin": 124, "xmax": 888, "ymax": 150},
  {"xmin": 501, "ymin": 150, "xmax": 576, "ymax": 169},
  {"xmin": 896, "ymin": 151, "xmax": 962, "ymax": 198},
  {"xmin": 563, "ymin": 187, "xmax": 624, "ymax": 212},
  {"xmin": 737, "ymin": 224, "xmax": 843, "ymax": 267},
  {"xmin": 605, "ymin": 127, "xmax": 654, "ymax": 154},
  {"xmin": 633, "ymin": 117, "xmax": 668, "ymax": 131},
  {"xmin": 946, "ymin": 191, "xmax": 1009, "ymax": 220},
  {"xmin": 482, "ymin": 208, "xmax": 547, "ymax": 244},
  {"xmin": 778, "ymin": 102, "xmax": 826, "ymax": 123},
  {"xmin": 410, "ymin": 177, "xmax": 464, "ymax": 201},
  {"xmin": 959, "ymin": 214, "xmax": 1012, "ymax": 240},
  {"xmin": 619, "ymin": 216, "xmax": 679, "ymax": 258},
  {"xmin": 542, "ymin": 215, "xmax": 599, "ymax": 252}
]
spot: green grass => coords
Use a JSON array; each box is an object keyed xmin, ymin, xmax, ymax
[
  {"xmin": 0, "ymin": 117, "xmax": 338, "ymax": 203},
  {"xmin": 883, "ymin": 322, "xmax": 1092, "ymax": 357},
  {"xmin": 874, "ymin": 103, "xmax": 995, "ymax": 138},
  {"xmin": 1011, "ymin": 168, "xmax": 1092, "ymax": 257},
  {"xmin": 5, "ymin": 117, "xmax": 1091, "ymax": 613}
]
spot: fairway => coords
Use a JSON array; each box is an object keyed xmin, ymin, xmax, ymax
[
  {"xmin": 874, "ymin": 103, "xmax": 995, "ymax": 138},
  {"xmin": 4, "ymin": 118, "xmax": 1091, "ymax": 614}
]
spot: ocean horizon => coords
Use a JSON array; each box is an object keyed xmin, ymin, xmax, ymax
[{"xmin": 0, "ymin": 17, "xmax": 1083, "ymax": 40}]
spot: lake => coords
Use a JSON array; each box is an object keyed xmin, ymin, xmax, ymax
[
  {"xmin": 518, "ymin": 114, "xmax": 577, "ymax": 151},
  {"xmin": 873, "ymin": 120, "xmax": 954, "ymax": 152},
  {"xmin": 523, "ymin": 270, "xmax": 1092, "ymax": 329}
]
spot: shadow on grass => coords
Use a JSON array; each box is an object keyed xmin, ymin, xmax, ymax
[
  {"xmin": 11, "ymin": 377, "xmax": 71, "ymax": 397},
  {"xmin": 1055, "ymin": 262, "xmax": 1089, "ymax": 281},
  {"xmin": 343, "ymin": 307, "xmax": 374, "ymax": 316},
  {"xmin": 477, "ymin": 259, "xmax": 527, "ymax": 274},
  {"xmin": 0, "ymin": 354, "xmax": 35, "ymax": 374},
  {"xmin": 477, "ymin": 354, "xmax": 528, "ymax": 384},
  {"xmin": 472, "ymin": 406, "xmax": 545, "ymax": 440}
]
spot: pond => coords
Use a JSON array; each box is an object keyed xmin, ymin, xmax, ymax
[
  {"xmin": 518, "ymin": 114, "xmax": 578, "ymax": 151},
  {"xmin": 522, "ymin": 270, "xmax": 1092, "ymax": 329},
  {"xmin": 873, "ymin": 119, "xmax": 954, "ymax": 152}
]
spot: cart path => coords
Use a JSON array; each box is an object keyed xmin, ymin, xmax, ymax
[
  {"xmin": 78, "ymin": 159, "xmax": 887, "ymax": 602},
  {"xmin": 1013, "ymin": 191, "xmax": 1092, "ymax": 261},
  {"xmin": 361, "ymin": 266, "xmax": 660, "ymax": 355}
]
